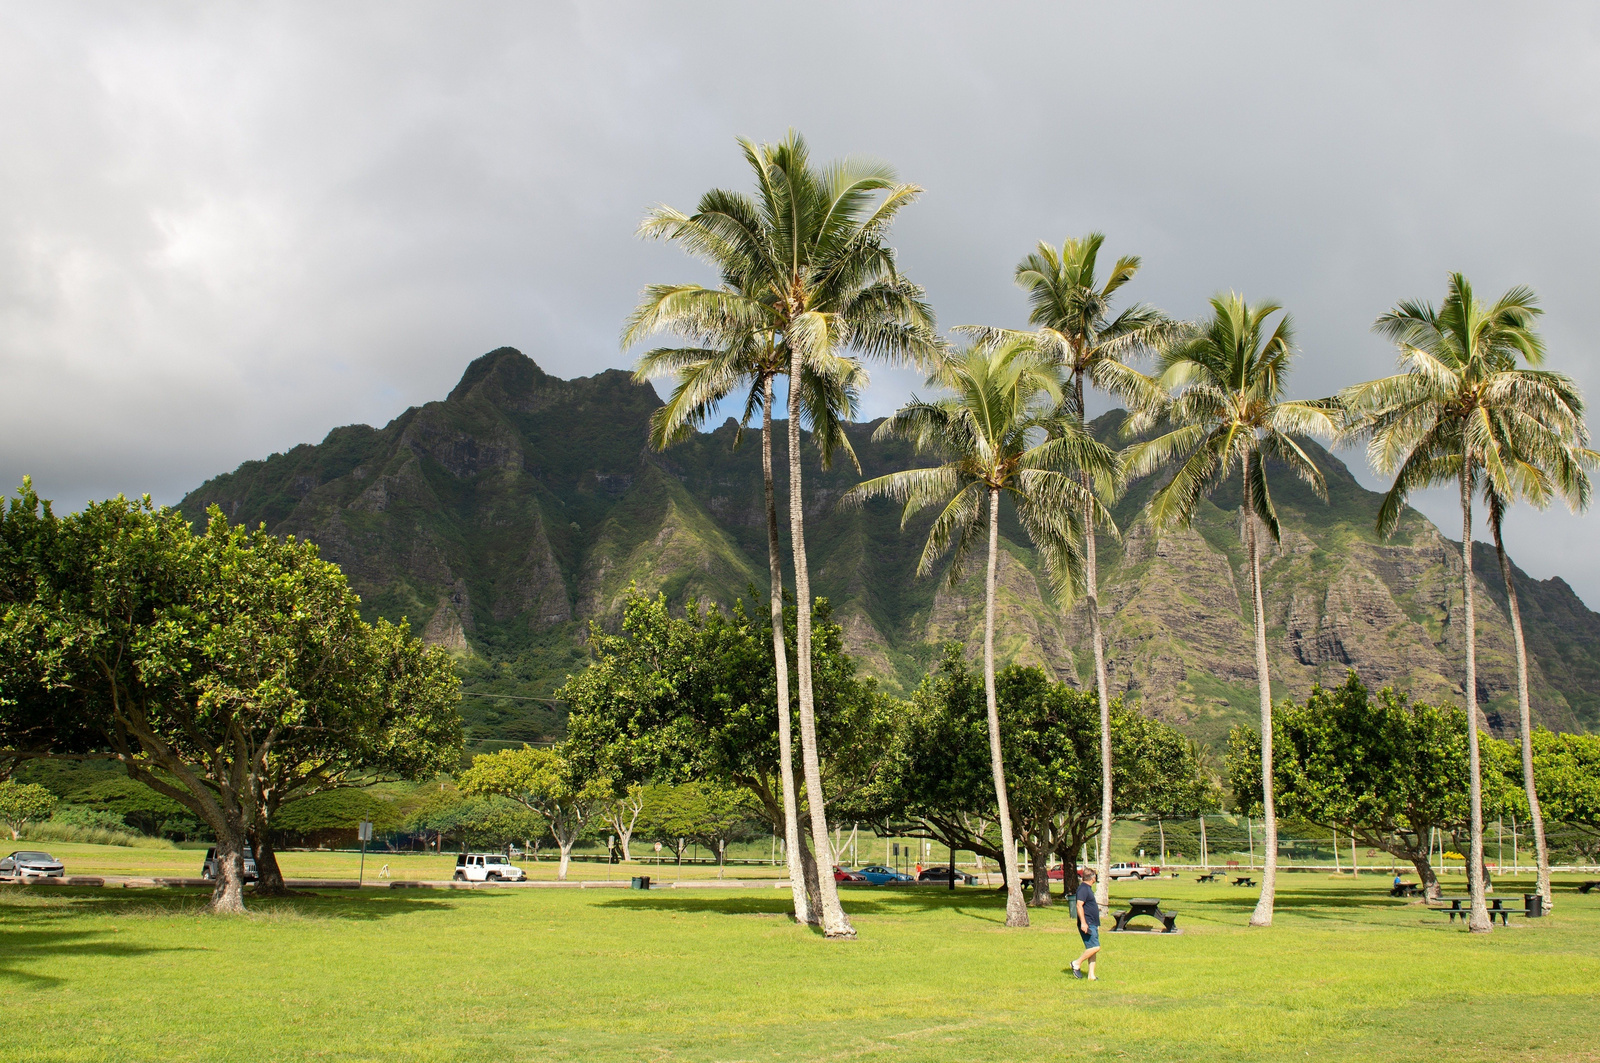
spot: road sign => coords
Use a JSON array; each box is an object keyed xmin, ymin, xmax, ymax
[{"xmin": 358, "ymin": 820, "xmax": 373, "ymax": 841}]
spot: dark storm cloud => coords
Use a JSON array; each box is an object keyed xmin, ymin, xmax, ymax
[{"xmin": 2, "ymin": 2, "xmax": 1597, "ymax": 600}]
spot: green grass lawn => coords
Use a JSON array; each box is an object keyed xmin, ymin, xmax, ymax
[{"xmin": 3, "ymin": 869, "xmax": 1597, "ymax": 1062}]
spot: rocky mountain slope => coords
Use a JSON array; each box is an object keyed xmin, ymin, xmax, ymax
[{"xmin": 179, "ymin": 348, "xmax": 1600, "ymax": 746}]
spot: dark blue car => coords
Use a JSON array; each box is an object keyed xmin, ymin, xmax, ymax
[{"xmin": 852, "ymin": 864, "xmax": 916, "ymax": 885}]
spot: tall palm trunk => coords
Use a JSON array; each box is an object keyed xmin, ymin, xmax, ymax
[
  {"xmin": 1076, "ymin": 372, "xmax": 1115, "ymax": 911},
  {"xmin": 1490, "ymin": 512, "xmax": 1551, "ymax": 912},
  {"xmin": 985, "ymin": 486, "xmax": 1029, "ymax": 927},
  {"xmin": 763, "ymin": 377, "xmax": 818, "ymax": 926},
  {"xmin": 1459, "ymin": 467, "xmax": 1491, "ymax": 933},
  {"xmin": 785, "ymin": 356, "xmax": 854, "ymax": 938},
  {"xmin": 1244, "ymin": 460, "xmax": 1278, "ymax": 927}
]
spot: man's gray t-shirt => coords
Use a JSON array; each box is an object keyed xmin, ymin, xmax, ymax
[{"xmin": 1075, "ymin": 882, "xmax": 1100, "ymax": 926}]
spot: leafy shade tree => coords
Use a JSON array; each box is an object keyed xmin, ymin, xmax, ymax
[
  {"xmin": 562, "ymin": 589, "xmax": 891, "ymax": 907},
  {"xmin": 970, "ymin": 233, "xmax": 1177, "ymax": 902},
  {"xmin": 844, "ymin": 339, "xmax": 1116, "ymax": 927},
  {"xmin": 882, "ymin": 649, "xmax": 1208, "ymax": 905},
  {"xmin": 603, "ymin": 785, "xmax": 645, "ymax": 861},
  {"xmin": 0, "ymin": 780, "xmax": 57, "ymax": 840},
  {"xmin": 0, "ymin": 485, "xmax": 463, "ymax": 913},
  {"xmin": 1123, "ymin": 294, "xmax": 1338, "ymax": 927},
  {"xmin": 636, "ymin": 132, "xmax": 937, "ymax": 939},
  {"xmin": 629, "ymin": 285, "xmax": 865, "ymax": 926},
  {"xmin": 271, "ymin": 788, "xmax": 398, "ymax": 848},
  {"xmin": 1343, "ymin": 274, "xmax": 1582, "ymax": 932},
  {"xmin": 251, "ymin": 617, "xmax": 461, "ymax": 895},
  {"xmin": 1228, "ymin": 672, "xmax": 1521, "ymax": 900},
  {"xmin": 637, "ymin": 781, "xmax": 760, "ymax": 877},
  {"xmin": 1531, "ymin": 730, "xmax": 1600, "ymax": 851},
  {"xmin": 459, "ymin": 746, "xmax": 605, "ymax": 882}
]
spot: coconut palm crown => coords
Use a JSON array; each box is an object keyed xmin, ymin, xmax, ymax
[{"xmin": 1122, "ymin": 292, "xmax": 1340, "ymax": 929}]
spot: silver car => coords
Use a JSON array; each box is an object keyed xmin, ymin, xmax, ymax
[
  {"xmin": 0, "ymin": 850, "xmax": 65, "ymax": 880},
  {"xmin": 201, "ymin": 847, "xmax": 259, "ymax": 882}
]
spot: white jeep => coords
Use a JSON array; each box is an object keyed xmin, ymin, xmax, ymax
[{"xmin": 453, "ymin": 852, "xmax": 526, "ymax": 882}]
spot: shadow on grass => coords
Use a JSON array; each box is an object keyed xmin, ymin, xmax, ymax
[
  {"xmin": 597, "ymin": 887, "xmax": 1014, "ymax": 925},
  {"xmin": 0, "ymin": 885, "xmax": 465, "ymax": 923},
  {"xmin": 0, "ymin": 926, "xmax": 186, "ymax": 987}
]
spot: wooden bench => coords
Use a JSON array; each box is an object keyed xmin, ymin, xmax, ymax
[
  {"xmin": 1111, "ymin": 897, "xmax": 1178, "ymax": 933},
  {"xmin": 1233, "ymin": 876, "xmax": 1256, "ymax": 887},
  {"xmin": 1389, "ymin": 882, "xmax": 1424, "ymax": 898}
]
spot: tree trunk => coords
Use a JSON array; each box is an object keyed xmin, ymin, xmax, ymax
[
  {"xmin": 1158, "ymin": 819, "xmax": 1166, "ymax": 865},
  {"xmin": 1076, "ymin": 372, "xmax": 1116, "ymax": 912},
  {"xmin": 785, "ymin": 361, "xmax": 853, "ymax": 938},
  {"xmin": 983, "ymin": 487, "xmax": 1029, "ymax": 927},
  {"xmin": 1244, "ymin": 469, "xmax": 1278, "ymax": 928},
  {"xmin": 249, "ymin": 823, "xmax": 291, "ymax": 897},
  {"xmin": 1026, "ymin": 839, "xmax": 1053, "ymax": 906},
  {"xmin": 209, "ymin": 826, "xmax": 248, "ymax": 914},
  {"xmin": 1200, "ymin": 814, "xmax": 1209, "ymax": 872},
  {"xmin": 763, "ymin": 377, "xmax": 815, "ymax": 927},
  {"xmin": 1493, "ymin": 514, "xmax": 1552, "ymax": 912},
  {"xmin": 1458, "ymin": 468, "xmax": 1491, "ymax": 933},
  {"xmin": 1411, "ymin": 855, "xmax": 1442, "ymax": 901},
  {"xmin": 557, "ymin": 839, "xmax": 573, "ymax": 882},
  {"xmin": 795, "ymin": 830, "xmax": 823, "ymax": 916}
]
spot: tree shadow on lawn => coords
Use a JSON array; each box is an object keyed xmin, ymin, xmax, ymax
[
  {"xmin": 0, "ymin": 885, "xmax": 465, "ymax": 924},
  {"xmin": 0, "ymin": 925, "xmax": 186, "ymax": 988},
  {"xmin": 597, "ymin": 888, "xmax": 1014, "ymax": 924}
]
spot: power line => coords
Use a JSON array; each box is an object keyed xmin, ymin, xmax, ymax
[{"xmin": 460, "ymin": 691, "xmax": 565, "ymax": 703}]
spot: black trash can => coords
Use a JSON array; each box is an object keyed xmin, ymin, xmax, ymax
[
  {"xmin": 631, "ymin": 875, "xmax": 651, "ymax": 890},
  {"xmin": 1524, "ymin": 892, "xmax": 1544, "ymax": 918}
]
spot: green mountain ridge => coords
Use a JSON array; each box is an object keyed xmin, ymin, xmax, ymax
[{"xmin": 179, "ymin": 347, "xmax": 1600, "ymax": 746}]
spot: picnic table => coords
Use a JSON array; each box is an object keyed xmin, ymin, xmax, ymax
[
  {"xmin": 1580, "ymin": 881, "xmax": 1599, "ymax": 894},
  {"xmin": 1390, "ymin": 882, "xmax": 1424, "ymax": 898},
  {"xmin": 1196, "ymin": 872, "xmax": 1220, "ymax": 883},
  {"xmin": 1232, "ymin": 876, "xmax": 1255, "ymax": 887},
  {"xmin": 1432, "ymin": 897, "xmax": 1524, "ymax": 926},
  {"xmin": 1111, "ymin": 897, "xmax": 1178, "ymax": 933}
]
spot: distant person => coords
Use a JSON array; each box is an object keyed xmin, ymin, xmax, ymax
[{"xmin": 1072, "ymin": 868, "xmax": 1101, "ymax": 981}]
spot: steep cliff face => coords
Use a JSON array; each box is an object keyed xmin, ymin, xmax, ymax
[{"xmin": 180, "ymin": 349, "xmax": 1600, "ymax": 743}]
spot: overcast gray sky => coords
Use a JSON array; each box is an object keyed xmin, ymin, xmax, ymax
[{"xmin": 3, "ymin": 2, "xmax": 1598, "ymax": 603}]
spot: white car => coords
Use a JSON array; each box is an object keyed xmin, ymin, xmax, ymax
[
  {"xmin": 0, "ymin": 850, "xmax": 65, "ymax": 880},
  {"xmin": 452, "ymin": 853, "xmax": 526, "ymax": 882},
  {"xmin": 1107, "ymin": 861, "xmax": 1158, "ymax": 880}
]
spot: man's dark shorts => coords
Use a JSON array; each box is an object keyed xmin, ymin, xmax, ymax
[{"xmin": 1079, "ymin": 926, "xmax": 1100, "ymax": 948}]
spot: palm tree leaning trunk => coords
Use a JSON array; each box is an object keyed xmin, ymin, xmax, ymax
[
  {"xmin": 844, "ymin": 337, "xmax": 1117, "ymax": 929},
  {"xmin": 1455, "ymin": 465, "xmax": 1491, "ymax": 931},
  {"xmin": 1486, "ymin": 504, "xmax": 1546, "ymax": 910},
  {"xmin": 1121, "ymin": 293, "xmax": 1337, "ymax": 928},
  {"xmin": 1240, "ymin": 454, "xmax": 1279, "ymax": 924},
  {"xmin": 762, "ymin": 376, "xmax": 820, "ymax": 924},
  {"xmin": 975, "ymin": 233, "xmax": 1176, "ymax": 908},
  {"xmin": 981, "ymin": 486, "xmax": 1029, "ymax": 926}
]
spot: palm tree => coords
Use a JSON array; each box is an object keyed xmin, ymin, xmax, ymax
[
  {"xmin": 1122, "ymin": 293, "xmax": 1339, "ymax": 927},
  {"xmin": 1477, "ymin": 403, "xmax": 1593, "ymax": 915},
  {"xmin": 1342, "ymin": 273, "xmax": 1582, "ymax": 934},
  {"xmin": 965, "ymin": 233, "xmax": 1178, "ymax": 907},
  {"xmin": 635, "ymin": 132, "xmax": 936, "ymax": 938},
  {"xmin": 626, "ymin": 323, "xmax": 865, "ymax": 927},
  {"xmin": 843, "ymin": 337, "xmax": 1117, "ymax": 927}
]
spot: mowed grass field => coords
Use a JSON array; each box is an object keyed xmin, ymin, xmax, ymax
[{"xmin": 4, "ymin": 858, "xmax": 1598, "ymax": 1063}]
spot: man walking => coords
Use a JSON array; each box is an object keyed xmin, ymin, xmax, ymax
[{"xmin": 1072, "ymin": 868, "xmax": 1101, "ymax": 981}]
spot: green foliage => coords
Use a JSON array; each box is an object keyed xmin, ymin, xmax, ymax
[
  {"xmin": 637, "ymin": 782, "xmax": 760, "ymax": 856},
  {"xmin": 561, "ymin": 588, "xmax": 893, "ymax": 827},
  {"xmin": 273, "ymin": 789, "xmax": 399, "ymax": 843},
  {"xmin": 0, "ymin": 779, "xmax": 58, "ymax": 838},
  {"xmin": 49, "ymin": 805, "xmax": 136, "ymax": 833},
  {"xmin": 1530, "ymin": 729, "xmax": 1600, "ymax": 835}
]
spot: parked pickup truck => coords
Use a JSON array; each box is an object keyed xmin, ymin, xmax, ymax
[
  {"xmin": 1108, "ymin": 861, "xmax": 1161, "ymax": 880},
  {"xmin": 453, "ymin": 853, "xmax": 526, "ymax": 882}
]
